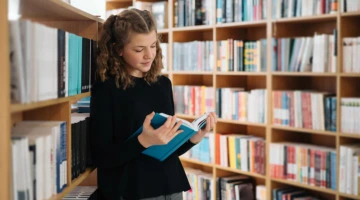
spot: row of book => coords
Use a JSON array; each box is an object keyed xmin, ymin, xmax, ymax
[
  {"xmin": 183, "ymin": 168, "xmax": 214, "ymax": 200},
  {"xmin": 133, "ymin": 1, "xmax": 169, "ymax": 29},
  {"xmin": 173, "ymin": 41, "xmax": 214, "ymax": 72},
  {"xmin": 271, "ymin": 32, "xmax": 337, "ymax": 72},
  {"xmin": 182, "ymin": 133, "xmax": 214, "ymax": 163},
  {"xmin": 272, "ymin": 91, "xmax": 337, "ymax": 132},
  {"xmin": 71, "ymin": 113, "xmax": 92, "ymax": 181},
  {"xmin": 174, "ymin": 0, "xmax": 214, "ymax": 27},
  {"xmin": 216, "ymin": 133, "xmax": 266, "ymax": 175},
  {"xmin": 217, "ymin": 39, "xmax": 267, "ymax": 72},
  {"xmin": 216, "ymin": 88, "xmax": 267, "ymax": 124},
  {"xmin": 9, "ymin": 19, "xmax": 96, "ymax": 104},
  {"xmin": 339, "ymin": 144, "xmax": 360, "ymax": 195},
  {"xmin": 173, "ymin": 86, "xmax": 215, "ymax": 117},
  {"xmin": 269, "ymin": 143, "xmax": 337, "ymax": 190},
  {"xmin": 341, "ymin": 97, "xmax": 360, "ymax": 134},
  {"xmin": 183, "ymin": 169, "xmax": 266, "ymax": 200},
  {"xmin": 342, "ymin": 37, "xmax": 360, "ymax": 73},
  {"xmin": 272, "ymin": 0, "xmax": 338, "ymax": 19},
  {"xmin": 62, "ymin": 186, "xmax": 97, "ymax": 200},
  {"xmin": 11, "ymin": 121, "xmax": 68, "ymax": 200},
  {"xmin": 272, "ymin": 187, "xmax": 321, "ymax": 200},
  {"xmin": 10, "ymin": 110, "xmax": 92, "ymax": 200},
  {"xmin": 341, "ymin": 0, "xmax": 360, "ymax": 12},
  {"xmin": 216, "ymin": 0, "xmax": 267, "ymax": 23},
  {"xmin": 217, "ymin": 174, "xmax": 257, "ymax": 200}
]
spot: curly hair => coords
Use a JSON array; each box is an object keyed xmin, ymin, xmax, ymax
[{"xmin": 96, "ymin": 8, "xmax": 164, "ymax": 89}]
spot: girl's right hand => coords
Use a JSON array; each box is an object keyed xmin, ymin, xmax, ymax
[{"xmin": 138, "ymin": 112, "xmax": 183, "ymax": 148}]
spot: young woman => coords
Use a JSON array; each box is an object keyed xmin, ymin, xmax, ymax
[{"xmin": 90, "ymin": 8, "xmax": 217, "ymax": 200}]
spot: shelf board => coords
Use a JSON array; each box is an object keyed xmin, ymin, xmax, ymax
[
  {"xmin": 271, "ymin": 14, "xmax": 337, "ymax": 23},
  {"xmin": 172, "ymin": 25, "xmax": 214, "ymax": 32},
  {"xmin": 21, "ymin": 0, "xmax": 104, "ymax": 22},
  {"xmin": 215, "ymin": 164, "xmax": 266, "ymax": 179},
  {"xmin": 271, "ymin": 178, "xmax": 337, "ymax": 195},
  {"xmin": 271, "ymin": 125, "xmax": 337, "ymax": 136},
  {"xmin": 271, "ymin": 72, "xmax": 337, "ymax": 77},
  {"xmin": 180, "ymin": 157, "xmax": 213, "ymax": 167},
  {"xmin": 161, "ymin": 71, "xmax": 170, "ymax": 75},
  {"xmin": 216, "ymin": 72, "xmax": 267, "ymax": 76},
  {"xmin": 341, "ymin": 11, "xmax": 360, "ymax": 17},
  {"xmin": 158, "ymin": 29, "xmax": 170, "ymax": 34},
  {"xmin": 340, "ymin": 73, "xmax": 360, "ymax": 77},
  {"xmin": 11, "ymin": 92, "xmax": 90, "ymax": 114},
  {"xmin": 172, "ymin": 71, "xmax": 213, "ymax": 75},
  {"xmin": 339, "ymin": 192, "xmax": 360, "ymax": 199},
  {"xmin": 216, "ymin": 20, "xmax": 267, "ymax": 28},
  {"xmin": 218, "ymin": 119, "xmax": 266, "ymax": 127},
  {"xmin": 50, "ymin": 168, "xmax": 95, "ymax": 200},
  {"xmin": 339, "ymin": 132, "xmax": 360, "ymax": 139}
]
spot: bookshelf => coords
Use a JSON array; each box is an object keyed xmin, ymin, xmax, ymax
[
  {"xmin": 1, "ymin": 0, "xmax": 102, "ymax": 199},
  {"xmin": 0, "ymin": 0, "xmax": 10, "ymax": 199},
  {"xmin": 101, "ymin": 0, "xmax": 360, "ymax": 199}
]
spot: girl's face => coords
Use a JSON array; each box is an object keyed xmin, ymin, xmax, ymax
[{"xmin": 120, "ymin": 30, "xmax": 157, "ymax": 78}]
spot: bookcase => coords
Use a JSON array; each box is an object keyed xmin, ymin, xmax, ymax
[
  {"xmin": 2, "ymin": 0, "xmax": 360, "ymax": 200},
  {"xmin": 0, "ymin": 0, "xmax": 102, "ymax": 199},
  {"xmin": 102, "ymin": 0, "xmax": 360, "ymax": 199}
]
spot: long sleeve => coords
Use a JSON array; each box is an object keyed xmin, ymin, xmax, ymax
[
  {"xmin": 93, "ymin": 76, "xmax": 192, "ymax": 199},
  {"xmin": 90, "ymin": 79, "xmax": 146, "ymax": 169}
]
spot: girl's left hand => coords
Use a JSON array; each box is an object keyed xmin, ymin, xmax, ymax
[{"xmin": 189, "ymin": 112, "xmax": 217, "ymax": 144}]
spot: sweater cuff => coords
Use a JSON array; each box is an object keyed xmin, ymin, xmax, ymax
[{"xmin": 129, "ymin": 135, "xmax": 147, "ymax": 153}]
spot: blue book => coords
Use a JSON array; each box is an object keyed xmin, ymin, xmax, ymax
[{"xmin": 128, "ymin": 112, "xmax": 210, "ymax": 161}]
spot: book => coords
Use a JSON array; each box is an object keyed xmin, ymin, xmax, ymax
[{"xmin": 128, "ymin": 112, "xmax": 210, "ymax": 161}]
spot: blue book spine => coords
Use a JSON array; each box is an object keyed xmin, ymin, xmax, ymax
[
  {"xmin": 56, "ymin": 124, "xmax": 61, "ymax": 193},
  {"xmin": 325, "ymin": 96, "xmax": 331, "ymax": 131},
  {"xmin": 330, "ymin": 97, "xmax": 337, "ymax": 132},
  {"xmin": 60, "ymin": 122, "xmax": 67, "ymax": 191},
  {"xmin": 331, "ymin": 151, "xmax": 337, "ymax": 190}
]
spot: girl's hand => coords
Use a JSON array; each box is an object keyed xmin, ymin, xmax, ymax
[
  {"xmin": 189, "ymin": 112, "xmax": 217, "ymax": 144},
  {"xmin": 138, "ymin": 112, "xmax": 183, "ymax": 148}
]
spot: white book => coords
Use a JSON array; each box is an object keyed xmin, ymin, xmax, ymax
[
  {"xmin": 343, "ymin": 37, "xmax": 353, "ymax": 73},
  {"xmin": 13, "ymin": 121, "xmax": 67, "ymax": 197},
  {"xmin": 12, "ymin": 129, "xmax": 48, "ymax": 200},
  {"xmin": 36, "ymin": 23, "xmax": 58, "ymax": 101},
  {"xmin": 15, "ymin": 121, "xmax": 67, "ymax": 193},
  {"xmin": 300, "ymin": 37, "xmax": 314, "ymax": 72}
]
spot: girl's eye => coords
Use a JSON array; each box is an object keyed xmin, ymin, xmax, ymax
[
  {"xmin": 151, "ymin": 46, "xmax": 156, "ymax": 48},
  {"xmin": 135, "ymin": 49, "xmax": 143, "ymax": 52}
]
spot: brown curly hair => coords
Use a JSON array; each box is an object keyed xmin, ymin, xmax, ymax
[{"xmin": 96, "ymin": 8, "xmax": 163, "ymax": 89}]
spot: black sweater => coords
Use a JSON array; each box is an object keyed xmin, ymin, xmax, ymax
[{"xmin": 90, "ymin": 75, "xmax": 194, "ymax": 200}]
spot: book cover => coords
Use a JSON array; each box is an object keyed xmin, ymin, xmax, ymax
[{"xmin": 128, "ymin": 112, "xmax": 209, "ymax": 161}]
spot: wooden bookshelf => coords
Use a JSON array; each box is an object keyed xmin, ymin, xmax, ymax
[
  {"xmin": 0, "ymin": 0, "xmax": 10, "ymax": 199},
  {"xmin": 2, "ymin": 0, "xmax": 360, "ymax": 199},
  {"xmin": 100, "ymin": 0, "xmax": 360, "ymax": 199},
  {"xmin": 11, "ymin": 92, "xmax": 91, "ymax": 114},
  {"xmin": 2, "ymin": 0, "xmax": 99, "ymax": 199},
  {"xmin": 50, "ymin": 168, "xmax": 95, "ymax": 200}
]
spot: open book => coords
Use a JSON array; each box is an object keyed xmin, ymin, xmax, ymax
[{"xmin": 128, "ymin": 112, "xmax": 210, "ymax": 161}]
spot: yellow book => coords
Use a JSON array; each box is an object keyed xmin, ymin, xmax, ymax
[{"xmin": 228, "ymin": 135, "xmax": 236, "ymax": 169}]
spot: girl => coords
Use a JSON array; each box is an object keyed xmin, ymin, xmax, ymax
[{"xmin": 90, "ymin": 8, "xmax": 217, "ymax": 200}]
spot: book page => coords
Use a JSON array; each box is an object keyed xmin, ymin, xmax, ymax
[
  {"xmin": 159, "ymin": 113, "xmax": 196, "ymax": 130},
  {"xmin": 191, "ymin": 112, "xmax": 209, "ymax": 130}
]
